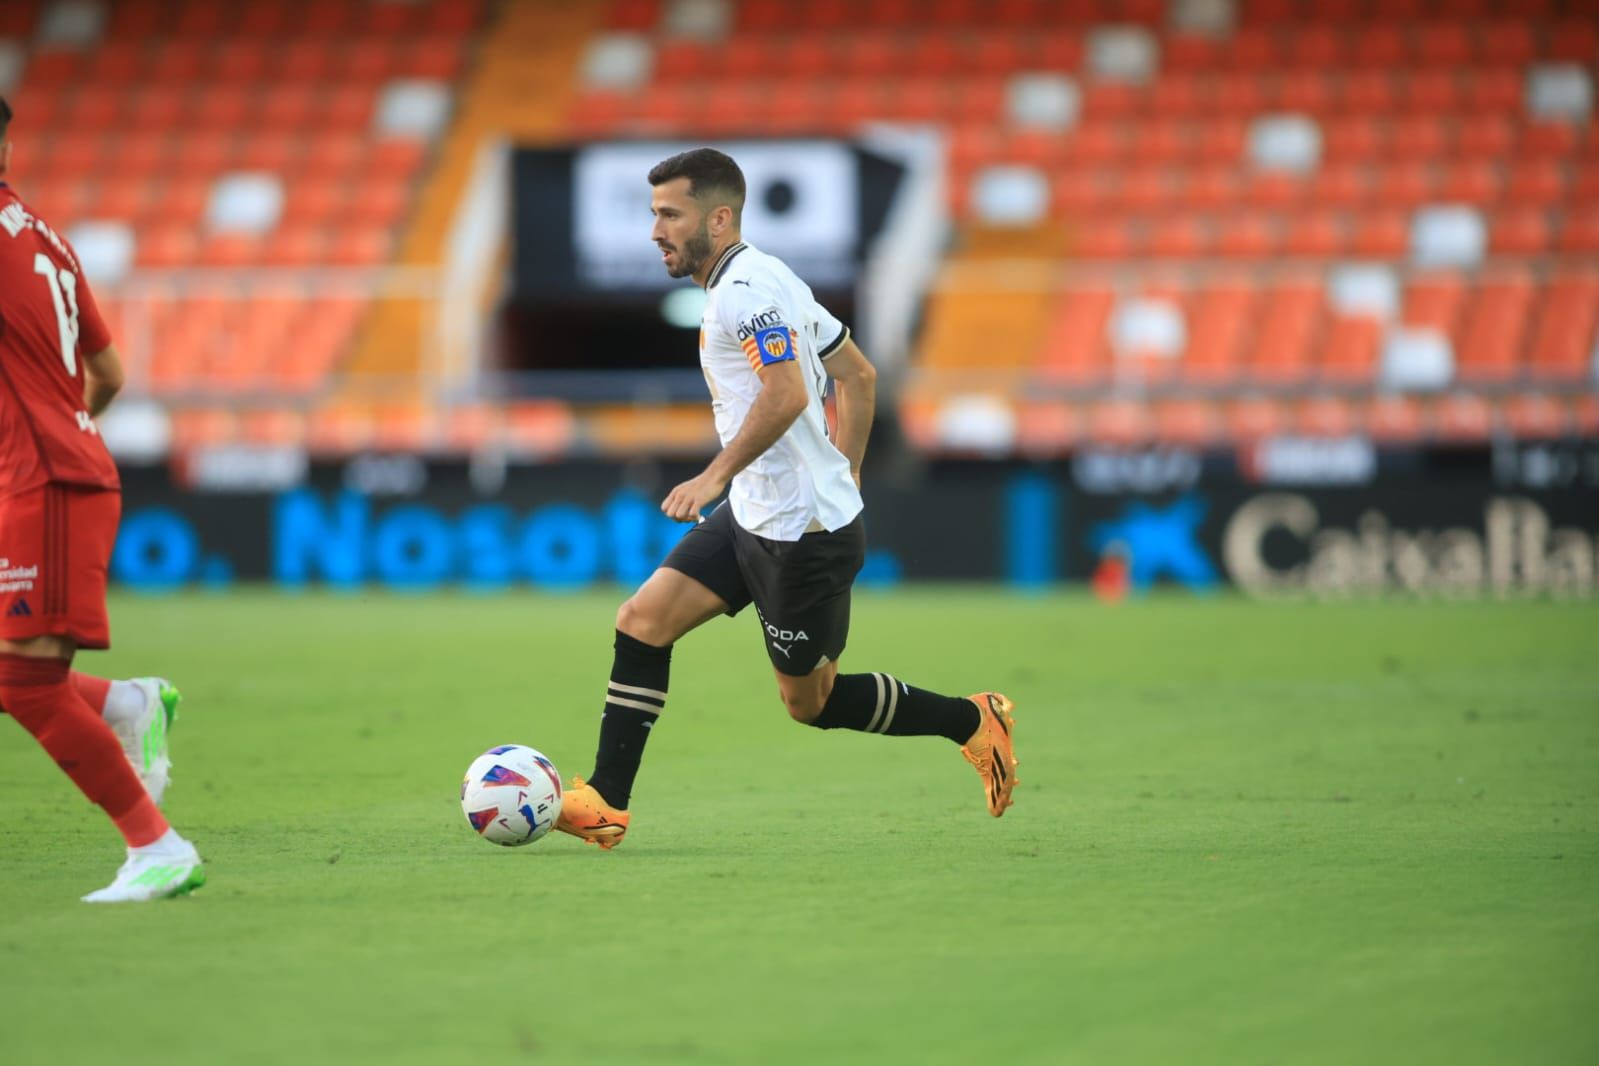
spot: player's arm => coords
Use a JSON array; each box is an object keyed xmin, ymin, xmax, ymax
[
  {"xmin": 82, "ymin": 343, "xmax": 125, "ymax": 417},
  {"xmin": 661, "ymin": 359, "xmax": 808, "ymax": 523},
  {"xmin": 823, "ymin": 336, "xmax": 875, "ymax": 487},
  {"xmin": 70, "ymin": 256, "xmax": 121, "ymax": 416}
]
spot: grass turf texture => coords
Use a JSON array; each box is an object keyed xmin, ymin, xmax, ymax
[{"xmin": 0, "ymin": 589, "xmax": 1595, "ymax": 1065}]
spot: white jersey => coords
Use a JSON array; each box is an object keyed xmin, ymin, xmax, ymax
[{"xmin": 698, "ymin": 241, "xmax": 863, "ymax": 541}]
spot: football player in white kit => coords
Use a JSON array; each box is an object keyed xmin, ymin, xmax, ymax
[{"xmin": 555, "ymin": 149, "xmax": 1017, "ymax": 848}]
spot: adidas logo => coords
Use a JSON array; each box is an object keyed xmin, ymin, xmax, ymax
[{"xmin": 4, "ymin": 599, "xmax": 31, "ymax": 618}]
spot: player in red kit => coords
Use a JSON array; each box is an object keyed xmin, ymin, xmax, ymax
[{"xmin": 0, "ymin": 95, "xmax": 203, "ymax": 902}]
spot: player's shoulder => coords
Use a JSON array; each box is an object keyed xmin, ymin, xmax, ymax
[
  {"xmin": 0, "ymin": 185, "xmax": 78, "ymax": 270},
  {"xmin": 718, "ymin": 242, "xmax": 801, "ymax": 292}
]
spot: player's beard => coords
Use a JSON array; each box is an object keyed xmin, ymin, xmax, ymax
[{"xmin": 661, "ymin": 219, "xmax": 713, "ymax": 280}]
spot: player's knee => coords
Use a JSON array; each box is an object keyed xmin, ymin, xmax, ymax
[
  {"xmin": 782, "ymin": 690, "xmax": 824, "ymax": 724},
  {"xmin": 615, "ymin": 597, "xmax": 665, "ymax": 645},
  {"xmin": 780, "ymin": 675, "xmax": 833, "ymax": 725}
]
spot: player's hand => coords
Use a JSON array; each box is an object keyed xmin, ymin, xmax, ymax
[{"xmin": 661, "ymin": 471, "xmax": 727, "ymax": 523}]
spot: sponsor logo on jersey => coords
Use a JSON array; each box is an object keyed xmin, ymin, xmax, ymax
[
  {"xmin": 735, "ymin": 308, "xmax": 786, "ymax": 341},
  {"xmin": 0, "ymin": 560, "xmax": 38, "ymax": 595}
]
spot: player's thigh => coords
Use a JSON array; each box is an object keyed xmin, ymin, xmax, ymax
[
  {"xmin": 634, "ymin": 504, "xmax": 752, "ymax": 642},
  {"xmin": 0, "ymin": 485, "xmax": 117, "ymax": 652},
  {"xmin": 618, "ymin": 566, "xmax": 732, "ymax": 646}
]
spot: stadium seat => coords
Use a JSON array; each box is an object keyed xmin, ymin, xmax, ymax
[
  {"xmin": 1365, "ymin": 394, "xmax": 1427, "ymax": 443},
  {"xmin": 1502, "ymin": 393, "xmax": 1569, "ymax": 440},
  {"xmin": 1527, "ymin": 271, "xmax": 1599, "ymax": 380},
  {"xmin": 1181, "ymin": 279, "xmax": 1255, "ymax": 385},
  {"xmin": 1455, "ymin": 273, "xmax": 1535, "ymax": 382}
]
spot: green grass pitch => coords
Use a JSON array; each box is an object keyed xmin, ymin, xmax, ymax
[{"xmin": 1, "ymin": 589, "xmax": 1595, "ymax": 1065}]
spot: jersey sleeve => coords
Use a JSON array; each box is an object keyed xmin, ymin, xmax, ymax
[
  {"xmin": 808, "ymin": 296, "xmax": 849, "ymax": 360},
  {"xmin": 718, "ymin": 278, "xmax": 799, "ymax": 373},
  {"xmin": 72, "ymin": 255, "xmax": 112, "ymax": 356}
]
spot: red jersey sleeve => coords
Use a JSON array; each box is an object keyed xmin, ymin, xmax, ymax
[{"xmin": 72, "ymin": 255, "xmax": 113, "ymax": 356}]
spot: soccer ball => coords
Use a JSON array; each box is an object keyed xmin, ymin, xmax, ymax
[{"xmin": 460, "ymin": 745, "xmax": 564, "ymax": 846}]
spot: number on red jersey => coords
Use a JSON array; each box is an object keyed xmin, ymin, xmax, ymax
[{"xmin": 32, "ymin": 252, "xmax": 81, "ymax": 377}]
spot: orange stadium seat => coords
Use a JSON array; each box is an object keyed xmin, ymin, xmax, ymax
[
  {"xmin": 1320, "ymin": 316, "xmax": 1383, "ymax": 383},
  {"xmin": 1297, "ymin": 396, "xmax": 1358, "ymax": 437},
  {"xmin": 1455, "ymin": 274, "xmax": 1535, "ymax": 382},
  {"xmin": 1226, "ymin": 396, "xmax": 1291, "ymax": 440},
  {"xmin": 1152, "ymin": 399, "xmax": 1222, "ymax": 448},
  {"xmin": 1434, "ymin": 392, "xmax": 1494, "ymax": 442},
  {"xmin": 1479, "ymin": 21, "xmax": 1536, "ymax": 65},
  {"xmin": 1528, "ymin": 272, "xmax": 1599, "ymax": 380},
  {"xmin": 1037, "ymin": 286, "xmax": 1114, "ymax": 385},
  {"xmin": 1502, "ymin": 394, "xmax": 1570, "ymax": 440},
  {"xmin": 1557, "ymin": 210, "xmax": 1599, "ymax": 254},
  {"xmin": 1365, "ymin": 395, "xmax": 1427, "ymax": 444},
  {"xmin": 1182, "ymin": 279, "xmax": 1255, "ymax": 385},
  {"xmin": 1016, "ymin": 402, "xmax": 1080, "ymax": 455},
  {"xmin": 1490, "ymin": 210, "xmax": 1552, "ymax": 255},
  {"xmin": 1248, "ymin": 277, "xmax": 1323, "ymax": 384},
  {"xmin": 1402, "ymin": 272, "xmax": 1467, "ymax": 335},
  {"xmin": 1086, "ymin": 399, "xmax": 1153, "ymax": 447}
]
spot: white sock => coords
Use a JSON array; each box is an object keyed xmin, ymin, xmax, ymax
[{"xmin": 101, "ymin": 679, "xmax": 147, "ymax": 728}]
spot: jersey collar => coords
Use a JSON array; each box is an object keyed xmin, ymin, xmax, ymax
[{"xmin": 704, "ymin": 241, "xmax": 747, "ymax": 289}]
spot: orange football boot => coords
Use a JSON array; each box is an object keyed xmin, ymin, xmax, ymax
[
  {"xmin": 961, "ymin": 693, "xmax": 1019, "ymax": 817},
  {"xmin": 555, "ymin": 777, "xmax": 630, "ymax": 849}
]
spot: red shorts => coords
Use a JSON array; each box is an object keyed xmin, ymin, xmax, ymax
[{"xmin": 0, "ymin": 484, "xmax": 120, "ymax": 650}]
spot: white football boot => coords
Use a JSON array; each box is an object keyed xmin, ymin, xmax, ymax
[
  {"xmin": 109, "ymin": 678, "xmax": 181, "ymax": 805},
  {"xmin": 82, "ymin": 834, "xmax": 205, "ymax": 904}
]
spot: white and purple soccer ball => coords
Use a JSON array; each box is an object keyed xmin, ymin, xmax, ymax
[{"xmin": 460, "ymin": 745, "xmax": 564, "ymax": 847}]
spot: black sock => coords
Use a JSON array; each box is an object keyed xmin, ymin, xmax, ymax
[
  {"xmin": 585, "ymin": 630, "xmax": 671, "ymax": 809},
  {"xmin": 810, "ymin": 673, "xmax": 980, "ymax": 744}
]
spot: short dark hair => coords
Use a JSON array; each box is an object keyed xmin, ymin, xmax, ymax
[
  {"xmin": 0, "ymin": 95, "xmax": 11, "ymax": 139},
  {"xmin": 648, "ymin": 147, "xmax": 745, "ymax": 219}
]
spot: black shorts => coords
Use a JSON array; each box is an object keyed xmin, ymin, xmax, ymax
[{"xmin": 661, "ymin": 504, "xmax": 866, "ymax": 676}]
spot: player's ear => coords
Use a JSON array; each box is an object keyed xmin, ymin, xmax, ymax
[{"xmin": 709, "ymin": 203, "xmax": 732, "ymax": 237}]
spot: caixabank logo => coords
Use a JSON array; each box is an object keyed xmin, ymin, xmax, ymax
[
  {"xmin": 1222, "ymin": 494, "xmax": 1599, "ymax": 598},
  {"xmin": 1013, "ymin": 473, "xmax": 1599, "ymax": 598}
]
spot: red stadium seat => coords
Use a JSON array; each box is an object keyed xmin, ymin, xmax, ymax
[
  {"xmin": 1504, "ymin": 161, "xmax": 1568, "ymax": 208},
  {"xmin": 1453, "ymin": 115, "xmax": 1515, "ymax": 160},
  {"xmin": 1435, "ymin": 162, "xmax": 1501, "ymax": 206},
  {"xmin": 1558, "ymin": 210, "xmax": 1599, "ymax": 254},
  {"xmin": 1479, "ymin": 22, "xmax": 1537, "ymax": 65},
  {"xmin": 1490, "ymin": 210, "xmax": 1553, "ymax": 255}
]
